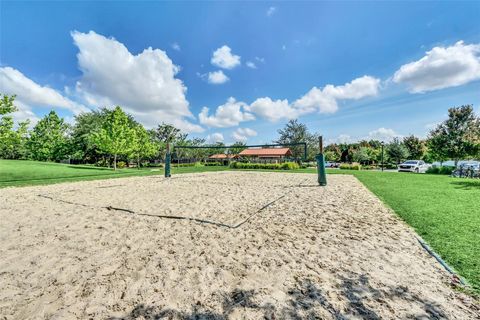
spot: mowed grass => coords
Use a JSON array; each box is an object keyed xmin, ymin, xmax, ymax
[
  {"xmin": 0, "ymin": 159, "xmax": 229, "ymax": 188},
  {"xmin": 1, "ymin": 160, "xmax": 478, "ymax": 294}
]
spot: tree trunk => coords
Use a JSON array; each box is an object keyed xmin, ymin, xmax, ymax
[
  {"xmin": 138, "ymin": 155, "xmax": 140, "ymax": 169},
  {"xmin": 114, "ymin": 154, "xmax": 117, "ymax": 171}
]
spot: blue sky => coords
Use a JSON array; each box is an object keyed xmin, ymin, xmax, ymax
[{"xmin": 1, "ymin": 1, "xmax": 479, "ymax": 144}]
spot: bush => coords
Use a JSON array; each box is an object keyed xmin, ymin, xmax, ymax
[
  {"xmin": 171, "ymin": 162, "xmax": 197, "ymax": 167},
  {"xmin": 116, "ymin": 161, "xmax": 126, "ymax": 169},
  {"xmin": 439, "ymin": 166, "xmax": 455, "ymax": 175},
  {"xmin": 426, "ymin": 166, "xmax": 454, "ymax": 175},
  {"xmin": 205, "ymin": 162, "xmax": 223, "ymax": 166},
  {"xmin": 229, "ymin": 161, "xmax": 299, "ymax": 170},
  {"xmin": 426, "ymin": 166, "xmax": 440, "ymax": 174},
  {"xmin": 339, "ymin": 162, "xmax": 362, "ymax": 170}
]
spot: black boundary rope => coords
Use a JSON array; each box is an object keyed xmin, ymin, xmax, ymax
[{"xmin": 37, "ymin": 177, "xmax": 309, "ymax": 229}]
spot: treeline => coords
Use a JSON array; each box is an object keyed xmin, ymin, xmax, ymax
[
  {"xmin": 1, "ymin": 93, "xmax": 479, "ymax": 168},
  {"xmin": 0, "ymin": 94, "xmax": 246, "ymax": 170},
  {"xmin": 323, "ymin": 105, "xmax": 480, "ymax": 166}
]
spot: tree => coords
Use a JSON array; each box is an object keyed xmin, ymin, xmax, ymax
[
  {"xmin": 131, "ymin": 124, "xmax": 158, "ymax": 168},
  {"xmin": 92, "ymin": 106, "xmax": 135, "ymax": 170},
  {"xmin": 27, "ymin": 111, "xmax": 69, "ymax": 161},
  {"xmin": 351, "ymin": 147, "xmax": 371, "ymax": 164},
  {"xmin": 70, "ymin": 109, "xmax": 108, "ymax": 162},
  {"xmin": 403, "ymin": 135, "xmax": 425, "ymax": 159},
  {"xmin": 229, "ymin": 141, "xmax": 247, "ymax": 155},
  {"xmin": 0, "ymin": 94, "xmax": 30, "ymax": 159},
  {"xmin": 427, "ymin": 105, "xmax": 479, "ymax": 165},
  {"xmin": 324, "ymin": 144, "xmax": 342, "ymax": 162},
  {"xmin": 275, "ymin": 119, "xmax": 317, "ymax": 161},
  {"xmin": 386, "ymin": 138, "xmax": 409, "ymax": 164}
]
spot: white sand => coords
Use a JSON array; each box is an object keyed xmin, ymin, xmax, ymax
[{"xmin": 0, "ymin": 172, "xmax": 477, "ymax": 319}]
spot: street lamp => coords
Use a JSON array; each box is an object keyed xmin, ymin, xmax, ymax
[{"xmin": 381, "ymin": 142, "xmax": 384, "ymax": 172}]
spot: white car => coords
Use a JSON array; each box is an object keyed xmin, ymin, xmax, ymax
[{"xmin": 398, "ymin": 160, "xmax": 430, "ymax": 173}]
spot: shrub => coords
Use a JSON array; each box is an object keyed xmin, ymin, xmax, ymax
[
  {"xmin": 426, "ymin": 166, "xmax": 454, "ymax": 175},
  {"xmin": 439, "ymin": 166, "xmax": 455, "ymax": 175},
  {"xmin": 229, "ymin": 161, "xmax": 299, "ymax": 170},
  {"xmin": 339, "ymin": 162, "xmax": 362, "ymax": 170},
  {"xmin": 205, "ymin": 162, "xmax": 223, "ymax": 166},
  {"xmin": 426, "ymin": 166, "xmax": 440, "ymax": 174},
  {"xmin": 116, "ymin": 161, "xmax": 126, "ymax": 169}
]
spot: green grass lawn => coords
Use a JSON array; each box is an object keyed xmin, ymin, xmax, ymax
[{"xmin": 1, "ymin": 160, "xmax": 478, "ymax": 294}]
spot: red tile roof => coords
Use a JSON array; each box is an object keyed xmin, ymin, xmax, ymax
[{"xmin": 239, "ymin": 148, "xmax": 292, "ymax": 157}]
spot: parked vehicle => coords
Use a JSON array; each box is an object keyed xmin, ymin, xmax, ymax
[
  {"xmin": 325, "ymin": 161, "xmax": 339, "ymax": 168},
  {"xmin": 398, "ymin": 160, "xmax": 430, "ymax": 173},
  {"xmin": 452, "ymin": 162, "xmax": 480, "ymax": 178}
]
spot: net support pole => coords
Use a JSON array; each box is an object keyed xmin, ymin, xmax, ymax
[
  {"xmin": 165, "ymin": 142, "xmax": 171, "ymax": 178},
  {"xmin": 316, "ymin": 136, "xmax": 327, "ymax": 186}
]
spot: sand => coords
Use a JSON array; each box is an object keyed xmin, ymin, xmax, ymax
[{"xmin": 0, "ymin": 171, "xmax": 477, "ymax": 319}]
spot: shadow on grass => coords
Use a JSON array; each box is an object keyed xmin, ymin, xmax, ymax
[
  {"xmin": 450, "ymin": 180, "xmax": 480, "ymax": 190},
  {"xmin": 108, "ymin": 273, "xmax": 449, "ymax": 320},
  {"xmin": 67, "ymin": 165, "xmax": 114, "ymax": 171}
]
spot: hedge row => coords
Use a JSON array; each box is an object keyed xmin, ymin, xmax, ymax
[{"xmin": 230, "ymin": 161, "xmax": 300, "ymax": 170}]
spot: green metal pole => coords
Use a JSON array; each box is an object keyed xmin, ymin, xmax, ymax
[
  {"xmin": 165, "ymin": 142, "xmax": 171, "ymax": 178},
  {"xmin": 317, "ymin": 136, "xmax": 327, "ymax": 186}
]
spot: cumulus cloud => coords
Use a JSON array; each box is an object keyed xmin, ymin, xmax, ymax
[
  {"xmin": 246, "ymin": 61, "xmax": 257, "ymax": 69},
  {"xmin": 245, "ymin": 76, "xmax": 380, "ymax": 122},
  {"xmin": 207, "ymin": 70, "xmax": 229, "ymax": 84},
  {"xmin": 71, "ymin": 30, "xmax": 203, "ymax": 133},
  {"xmin": 368, "ymin": 127, "xmax": 401, "ymax": 142},
  {"xmin": 198, "ymin": 97, "xmax": 255, "ymax": 128},
  {"xmin": 293, "ymin": 76, "xmax": 380, "ymax": 114},
  {"xmin": 206, "ymin": 132, "xmax": 224, "ymax": 143},
  {"xmin": 393, "ymin": 41, "xmax": 480, "ymax": 93},
  {"xmin": 247, "ymin": 97, "xmax": 297, "ymax": 122},
  {"xmin": 266, "ymin": 6, "xmax": 276, "ymax": 17},
  {"xmin": 211, "ymin": 45, "xmax": 241, "ymax": 69},
  {"xmin": 0, "ymin": 66, "xmax": 87, "ymax": 115},
  {"xmin": 232, "ymin": 127, "xmax": 257, "ymax": 142}
]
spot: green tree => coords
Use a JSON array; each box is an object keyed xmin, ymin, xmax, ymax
[
  {"xmin": 27, "ymin": 110, "xmax": 69, "ymax": 161},
  {"xmin": 229, "ymin": 141, "xmax": 247, "ymax": 155},
  {"xmin": 70, "ymin": 109, "xmax": 107, "ymax": 162},
  {"xmin": 403, "ymin": 135, "xmax": 426, "ymax": 159},
  {"xmin": 386, "ymin": 138, "xmax": 409, "ymax": 164},
  {"xmin": 324, "ymin": 144, "xmax": 342, "ymax": 162},
  {"xmin": 131, "ymin": 124, "xmax": 158, "ymax": 168},
  {"xmin": 0, "ymin": 94, "xmax": 30, "ymax": 159},
  {"xmin": 275, "ymin": 119, "xmax": 316, "ymax": 161},
  {"xmin": 92, "ymin": 106, "xmax": 135, "ymax": 170},
  {"xmin": 351, "ymin": 147, "xmax": 371, "ymax": 164},
  {"xmin": 427, "ymin": 105, "xmax": 479, "ymax": 165}
]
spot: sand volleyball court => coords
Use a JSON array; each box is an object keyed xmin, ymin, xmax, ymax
[{"xmin": 0, "ymin": 172, "xmax": 477, "ymax": 319}]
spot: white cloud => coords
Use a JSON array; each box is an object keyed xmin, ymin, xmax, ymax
[
  {"xmin": 171, "ymin": 42, "xmax": 181, "ymax": 51},
  {"xmin": 393, "ymin": 41, "xmax": 480, "ymax": 93},
  {"xmin": 245, "ymin": 76, "xmax": 380, "ymax": 122},
  {"xmin": 367, "ymin": 127, "xmax": 402, "ymax": 142},
  {"xmin": 232, "ymin": 127, "xmax": 257, "ymax": 142},
  {"xmin": 247, "ymin": 97, "xmax": 297, "ymax": 122},
  {"xmin": 0, "ymin": 66, "xmax": 87, "ymax": 115},
  {"xmin": 293, "ymin": 75, "xmax": 380, "ymax": 114},
  {"xmin": 266, "ymin": 6, "xmax": 276, "ymax": 17},
  {"xmin": 326, "ymin": 134, "xmax": 352, "ymax": 145},
  {"xmin": 199, "ymin": 97, "xmax": 254, "ymax": 128},
  {"xmin": 71, "ymin": 30, "xmax": 203, "ymax": 133},
  {"xmin": 207, "ymin": 70, "xmax": 229, "ymax": 84},
  {"xmin": 211, "ymin": 45, "xmax": 241, "ymax": 69},
  {"xmin": 246, "ymin": 61, "xmax": 257, "ymax": 69},
  {"xmin": 206, "ymin": 132, "xmax": 224, "ymax": 143}
]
